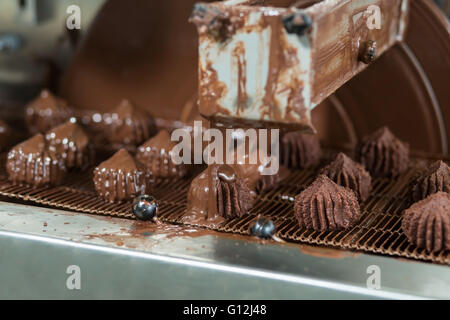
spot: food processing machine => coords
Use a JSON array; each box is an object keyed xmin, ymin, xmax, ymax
[{"xmin": 0, "ymin": 0, "xmax": 449, "ymax": 300}]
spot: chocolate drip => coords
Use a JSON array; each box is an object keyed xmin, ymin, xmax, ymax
[
  {"xmin": 102, "ymin": 99, "xmax": 157, "ymax": 146},
  {"xmin": 215, "ymin": 165, "xmax": 253, "ymax": 219},
  {"xmin": 185, "ymin": 164, "xmax": 255, "ymax": 224},
  {"xmin": 6, "ymin": 134, "xmax": 67, "ymax": 187},
  {"xmin": 25, "ymin": 90, "xmax": 72, "ymax": 134},
  {"xmin": 294, "ymin": 175, "xmax": 361, "ymax": 231},
  {"xmin": 46, "ymin": 120, "xmax": 94, "ymax": 170},
  {"xmin": 402, "ymin": 192, "xmax": 450, "ymax": 252},
  {"xmin": 410, "ymin": 160, "xmax": 450, "ymax": 202},
  {"xmin": 280, "ymin": 131, "xmax": 321, "ymax": 169},
  {"xmin": 357, "ymin": 127, "xmax": 409, "ymax": 178},
  {"xmin": 93, "ymin": 149, "xmax": 148, "ymax": 202},
  {"xmin": 136, "ymin": 129, "xmax": 187, "ymax": 179},
  {"xmin": 320, "ymin": 152, "xmax": 372, "ymax": 201}
]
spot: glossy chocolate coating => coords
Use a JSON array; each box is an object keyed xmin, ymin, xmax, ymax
[
  {"xmin": 102, "ymin": 99, "xmax": 157, "ymax": 146},
  {"xmin": 184, "ymin": 164, "xmax": 256, "ymax": 225},
  {"xmin": 6, "ymin": 134, "xmax": 67, "ymax": 187},
  {"xmin": 136, "ymin": 129, "xmax": 187, "ymax": 179},
  {"xmin": 25, "ymin": 90, "xmax": 72, "ymax": 134},
  {"xmin": 46, "ymin": 120, "xmax": 94, "ymax": 170}
]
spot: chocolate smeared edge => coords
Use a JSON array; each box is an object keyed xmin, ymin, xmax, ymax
[
  {"xmin": 136, "ymin": 129, "xmax": 188, "ymax": 179},
  {"xmin": 280, "ymin": 131, "xmax": 321, "ymax": 169},
  {"xmin": 0, "ymin": 119, "xmax": 11, "ymax": 152},
  {"xmin": 46, "ymin": 120, "xmax": 94, "ymax": 170},
  {"xmin": 102, "ymin": 99, "xmax": 157, "ymax": 146},
  {"xmin": 410, "ymin": 160, "xmax": 450, "ymax": 202},
  {"xmin": 402, "ymin": 192, "xmax": 450, "ymax": 253},
  {"xmin": 183, "ymin": 164, "xmax": 256, "ymax": 226},
  {"xmin": 319, "ymin": 152, "xmax": 372, "ymax": 202},
  {"xmin": 25, "ymin": 90, "xmax": 72, "ymax": 134},
  {"xmin": 216, "ymin": 165, "xmax": 254, "ymax": 219},
  {"xmin": 294, "ymin": 175, "xmax": 361, "ymax": 232},
  {"xmin": 6, "ymin": 134, "xmax": 67, "ymax": 187},
  {"xmin": 93, "ymin": 148, "xmax": 148, "ymax": 203},
  {"xmin": 356, "ymin": 126, "xmax": 409, "ymax": 178}
]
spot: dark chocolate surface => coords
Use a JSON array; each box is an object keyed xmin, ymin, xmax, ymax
[
  {"xmin": 402, "ymin": 192, "xmax": 450, "ymax": 253},
  {"xmin": 320, "ymin": 152, "xmax": 372, "ymax": 201},
  {"xmin": 357, "ymin": 127, "xmax": 409, "ymax": 178},
  {"xmin": 294, "ymin": 174, "xmax": 361, "ymax": 232}
]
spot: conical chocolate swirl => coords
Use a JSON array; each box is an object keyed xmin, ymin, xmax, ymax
[
  {"xmin": 357, "ymin": 127, "xmax": 409, "ymax": 178},
  {"xmin": 6, "ymin": 134, "xmax": 67, "ymax": 187},
  {"xmin": 46, "ymin": 120, "xmax": 94, "ymax": 170},
  {"xmin": 136, "ymin": 129, "xmax": 187, "ymax": 179},
  {"xmin": 320, "ymin": 153, "xmax": 372, "ymax": 201},
  {"xmin": 103, "ymin": 99, "xmax": 157, "ymax": 145},
  {"xmin": 294, "ymin": 175, "xmax": 361, "ymax": 231},
  {"xmin": 93, "ymin": 149, "xmax": 148, "ymax": 202},
  {"xmin": 25, "ymin": 90, "xmax": 72, "ymax": 134},
  {"xmin": 402, "ymin": 192, "xmax": 450, "ymax": 253},
  {"xmin": 280, "ymin": 131, "xmax": 321, "ymax": 169},
  {"xmin": 410, "ymin": 160, "xmax": 450, "ymax": 202}
]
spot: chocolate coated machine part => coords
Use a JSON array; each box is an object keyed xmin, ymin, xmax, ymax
[
  {"xmin": 61, "ymin": 0, "xmax": 449, "ymax": 155},
  {"xmin": 193, "ymin": 0, "xmax": 409, "ymax": 130}
]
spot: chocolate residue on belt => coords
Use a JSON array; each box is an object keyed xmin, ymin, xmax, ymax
[
  {"xmin": 93, "ymin": 148, "xmax": 148, "ymax": 203},
  {"xmin": 25, "ymin": 90, "xmax": 72, "ymax": 134},
  {"xmin": 6, "ymin": 133, "xmax": 67, "ymax": 187},
  {"xmin": 183, "ymin": 164, "xmax": 258, "ymax": 226},
  {"xmin": 298, "ymin": 244, "xmax": 360, "ymax": 259}
]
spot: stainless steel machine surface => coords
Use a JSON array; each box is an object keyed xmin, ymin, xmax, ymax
[{"xmin": 1, "ymin": 202, "xmax": 449, "ymax": 299}]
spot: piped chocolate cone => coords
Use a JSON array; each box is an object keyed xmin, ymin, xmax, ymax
[
  {"xmin": 402, "ymin": 192, "xmax": 450, "ymax": 252},
  {"xmin": 320, "ymin": 152, "xmax": 372, "ymax": 201},
  {"xmin": 356, "ymin": 127, "xmax": 409, "ymax": 178},
  {"xmin": 294, "ymin": 175, "xmax": 361, "ymax": 232}
]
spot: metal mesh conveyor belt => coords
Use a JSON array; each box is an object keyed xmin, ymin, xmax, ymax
[{"xmin": 0, "ymin": 152, "xmax": 448, "ymax": 266}]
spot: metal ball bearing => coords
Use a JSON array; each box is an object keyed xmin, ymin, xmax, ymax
[{"xmin": 132, "ymin": 195, "xmax": 159, "ymax": 221}]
